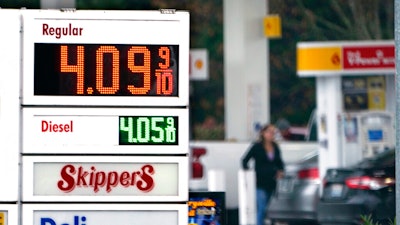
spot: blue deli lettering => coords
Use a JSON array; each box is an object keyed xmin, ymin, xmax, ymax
[{"xmin": 41, "ymin": 215, "xmax": 86, "ymax": 225}]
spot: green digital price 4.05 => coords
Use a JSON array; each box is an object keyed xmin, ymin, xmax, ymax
[{"xmin": 119, "ymin": 116, "xmax": 178, "ymax": 145}]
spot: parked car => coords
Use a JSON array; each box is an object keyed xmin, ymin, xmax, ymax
[
  {"xmin": 267, "ymin": 150, "xmax": 320, "ymax": 225},
  {"xmin": 317, "ymin": 148, "xmax": 395, "ymax": 225},
  {"xmin": 275, "ymin": 109, "xmax": 317, "ymax": 142}
]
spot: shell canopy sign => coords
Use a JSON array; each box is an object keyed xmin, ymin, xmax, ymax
[{"xmin": 297, "ymin": 41, "xmax": 395, "ymax": 76}]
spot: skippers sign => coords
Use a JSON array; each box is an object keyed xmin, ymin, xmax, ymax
[{"xmin": 22, "ymin": 156, "xmax": 188, "ymax": 202}]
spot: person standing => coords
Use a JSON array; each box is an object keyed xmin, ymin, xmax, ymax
[{"xmin": 241, "ymin": 124, "xmax": 285, "ymax": 225}]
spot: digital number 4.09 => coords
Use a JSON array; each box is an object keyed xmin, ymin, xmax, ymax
[{"xmin": 60, "ymin": 45, "xmax": 174, "ymax": 95}]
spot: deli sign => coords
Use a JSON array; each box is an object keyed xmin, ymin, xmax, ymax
[
  {"xmin": 23, "ymin": 204, "xmax": 187, "ymax": 225},
  {"xmin": 22, "ymin": 156, "xmax": 188, "ymax": 202}
]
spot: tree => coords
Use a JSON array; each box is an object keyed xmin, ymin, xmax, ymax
[{"xmin": 268, "ymin": 0, "xmax": 394, "ymax": 125}]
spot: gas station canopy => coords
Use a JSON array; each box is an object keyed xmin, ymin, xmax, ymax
[{"xmin": 297, "ymin": 40, "xmax": 395, "ymax": 77}]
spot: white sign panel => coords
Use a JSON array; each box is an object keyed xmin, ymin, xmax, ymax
[
  {"xmin": 0, "ymin": 205, "xmax": 18, "ymax": 225},
  {"xmin": 0, "ymin": 9, "xmax": 20, "ymax": 202},
  {"xmin": 22, "ymin": 156, "xmax": 188, "ymax": 202},
  {"xmin": 22, "ymin": 10, "xmax": 189, "ymax": 106},
  {"xmin": 23, "ymin": 204, "xmax": 187, "ymax": 225},
  {"xmin": 22, "ymin": 107, "xmax": 188, "ymax": 154}
]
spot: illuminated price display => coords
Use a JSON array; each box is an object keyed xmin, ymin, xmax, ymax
[
  {"xmin": 119, "ymin": 116, "xmax": 178, "ymax": 145},
  {"xmin": 22, "ymin": 11, "xmax": 189, "ymax": 106},
  {"xmin": 34, "ymin": 44, "xmax": 178, "ymax": 96}
]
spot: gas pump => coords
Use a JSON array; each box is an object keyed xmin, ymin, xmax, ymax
[
  {"xmin": 359, "ymin": 111, "xmax": 394, "ymax": 157},
  {"xmin": 340, "ymin": 75, "xmax": 395, "ymax": 165},
  {"xmin": 340, "ymin": 111, "xmax": 394, "ymax": 166}
]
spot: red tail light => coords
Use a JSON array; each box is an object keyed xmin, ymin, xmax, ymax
[
  {"xmin": 297, "ymin": 167, "xmax": 319, "ymax": 180},
  {"xmin": 345, "ymin": 176, "xmax": 395, "ymax": 190}
]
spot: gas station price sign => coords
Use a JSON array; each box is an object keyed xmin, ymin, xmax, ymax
[
  {"xmin": 119, "ymin": 116, "xmax": 178, "ymax": 145},
  {"xmin": 22, "ymin": 10, "xmax": 189, "ymax": 106}
]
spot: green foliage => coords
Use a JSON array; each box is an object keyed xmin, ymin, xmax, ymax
[
  {"xmin": 360, "ymin": 214, "xmax": 396, "ymax": 225},
  {"xmin": 0, "ymin": 0, "xmax": 39, "ymax": 8},
  {"xmin": 361, "ymin": 214, "xmax": 382, "ymax": 225},
  {"xmin": 76, "ymin": 0, "xmax": 153, "ymax": 10},
  {"xmin": 193, "ymin": 123, "xmax": 224, "ymax": 140}
]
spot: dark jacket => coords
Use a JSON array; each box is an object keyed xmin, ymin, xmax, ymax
[{"xmin": 241, "ymin": 141, "xmax": 285, "ymax": 192}]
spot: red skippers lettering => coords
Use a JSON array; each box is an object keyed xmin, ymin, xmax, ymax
[{"xmin": 57, "ymin": 164, "xmax": 155, "ymax": 193}]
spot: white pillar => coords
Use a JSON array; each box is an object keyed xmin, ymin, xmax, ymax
[
  {"xmin": 316, "ymin": 76, "xmax": 343, "ymax": 184},
  {"xmin": 207, "ymin": 169, "xmax": 226, "ymax": 192},
  {"xmin": 238, "ymin": 170, "xmax": 256, "ymax": 225},
  {"xmin": 223, "ymin": 0, "xmax": 269, "ymax": 141}
]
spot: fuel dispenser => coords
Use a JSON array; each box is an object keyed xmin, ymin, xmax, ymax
[
  {"xmin": 339, "ymin": 73, "xmax": 395, "ymax": 166},
  {"xmin": 340, "ymin": 111, "xmax": 394, "ymax": 166},
  {"xmin": 359, "ymin": 111, "xmax": 394, "ymax": 157}
]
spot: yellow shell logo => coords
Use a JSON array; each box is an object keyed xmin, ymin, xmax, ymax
[
  {"xmin": 195, "ymin": 59, "xmax": 203, "ymax": 70},
  {"xmin": 331, "ymin": 52, "xmax": 340, "ymax": 65}
]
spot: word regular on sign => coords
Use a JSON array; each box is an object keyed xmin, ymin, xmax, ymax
[
  {"xmin": 42, "ymin": 23, "xmax": 84, "ymax": 39},
  {"xmin": 34, "ymin": 44, "xmax": 179, "ymax": 96}
]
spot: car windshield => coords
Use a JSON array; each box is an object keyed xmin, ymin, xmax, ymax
[{"xmin": 295, "ymin": 150, "xmax": 318, "ymax": 164}]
